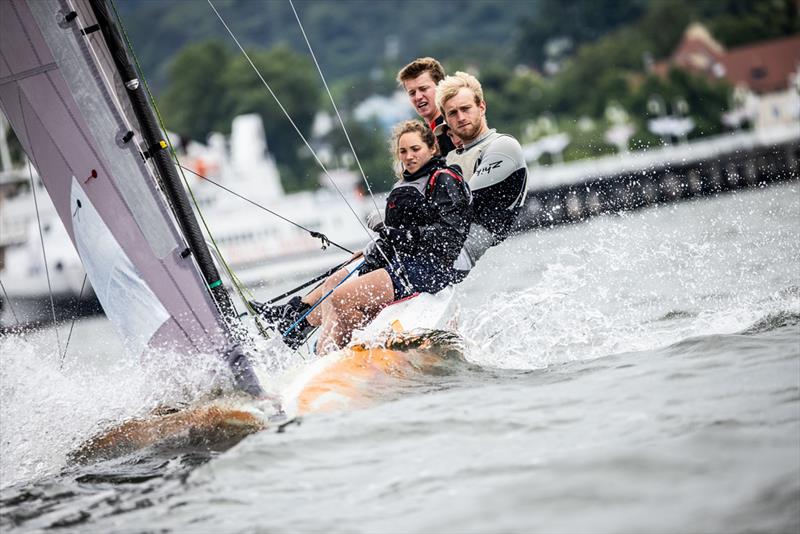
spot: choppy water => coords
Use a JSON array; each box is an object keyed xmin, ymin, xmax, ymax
[{"xmin": 1, "ymin": 183, "xmax": 799, "ymax": 533}]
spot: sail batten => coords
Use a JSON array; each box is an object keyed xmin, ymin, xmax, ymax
[{"xmin": 0, "ymin": 63, "xmax": 58, "ymax": 85}]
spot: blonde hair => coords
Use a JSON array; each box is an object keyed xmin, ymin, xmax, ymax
[
  {"xmin": 397, "ymin": 57, "xmax": 446, "ymax": 86},
  {"xmin": 389, "ymin": 120, "xmax": 436, "ymax": 177},
  {"xmin": 435, "ymin": 71, "xmax": 484, "ymax": 115}
]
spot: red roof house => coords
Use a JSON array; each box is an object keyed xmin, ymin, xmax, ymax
[{"xmin": 653, "ymin": 23, "xmax": 800, "ymax": 94}]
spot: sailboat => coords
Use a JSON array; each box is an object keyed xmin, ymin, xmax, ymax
[{"xmin": 1, "ymin": 0, "xmax": 460, "ymax": 461}]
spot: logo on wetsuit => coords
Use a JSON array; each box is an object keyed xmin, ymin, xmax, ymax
[{"xmin": 473, "ymin": 160, "xmax": 502, "ymax": 177}]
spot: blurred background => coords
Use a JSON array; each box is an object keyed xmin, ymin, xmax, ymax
[{"xmin": 110, "ymin": 0, "xmax": 799, "ymax": 190}]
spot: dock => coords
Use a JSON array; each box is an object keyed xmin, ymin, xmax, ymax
[{"xmin": 518, "ymin": 124, "xmax": 799, "ymax": 228}]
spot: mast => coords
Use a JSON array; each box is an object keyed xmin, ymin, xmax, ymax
[{"xmin": 86, "ymin": 0, "xmax": 240, "ymax": 329}]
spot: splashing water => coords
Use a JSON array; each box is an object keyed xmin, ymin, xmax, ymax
[
  {"xmin": 457, "ymin": 186, "xmax": 800, "ymax": 370},
  {"xmin": 0, "ymin": 320, "xmax": 236, "ymax": 487}
]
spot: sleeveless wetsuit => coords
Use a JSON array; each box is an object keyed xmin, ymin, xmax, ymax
[{"xmin": 446, "ymin": 129, "xmax": 528, "ymax": 275}]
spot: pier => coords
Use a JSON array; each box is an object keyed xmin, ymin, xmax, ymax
[{"xmin": 518, "ymin": 125, "xmax": 799, "ymax": 229}]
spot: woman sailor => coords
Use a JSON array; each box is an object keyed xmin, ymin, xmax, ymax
[{"xmin": 251, "ymin": 120, "xmax": 471, "ymax": 354}]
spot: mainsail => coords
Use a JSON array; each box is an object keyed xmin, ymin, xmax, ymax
[{"xmin": 0, "ymin": 0, "xmax": 264, "ymax": 396}]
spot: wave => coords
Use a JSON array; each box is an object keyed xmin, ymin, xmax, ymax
[
  {"xmin": 739, "ymin": 311, "xmax": 800, "ymax": 335},
  {"xmin": 651, "ymin": 310, "xmax": 699, "ymax": 322}
]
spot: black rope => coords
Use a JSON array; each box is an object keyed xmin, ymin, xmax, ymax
[
  {"xmin": 60, "ymin": 273, "xmax": 88, "ymax": 368},
  {"xmin": 178, "ymin": 164, "xmax": 353, "ymax": 254},
  {"xmin": 267, "ymin": 258, "xmax": 353, "ymax": 304}
]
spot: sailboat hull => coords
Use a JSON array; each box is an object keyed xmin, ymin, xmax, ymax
[
  {"xmin": 69, "ymin": 289, "xmax": 461, "ymax": 462},
  {"xmin": 69, "ymin": 400, "xmax": 269, "ymax": 464},
  {"xmin": 70, "ymin": 328, "xmax": 462, "ymax": 464}
]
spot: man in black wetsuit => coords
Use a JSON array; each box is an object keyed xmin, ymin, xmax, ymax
[
  {"xmin": 435, "ymin": 71, "xmax": 528, "ymax": 277},
  {"xmin": 396, "ymin": 57, "xmax": 457, "ymax": 157}
]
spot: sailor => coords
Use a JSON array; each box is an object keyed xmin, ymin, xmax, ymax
[
  {"xmin": 435, "ymin": 71, "xmax": 528, "ymax": 279},
  {"xmin": 397, "ymin": 57, "xmax": 457, "ymax": 157},
  {"xmin": 252, "ymin": 120, "xmax": 471, "ymax": 353},
  {"xmin": 437, "ymin": 121, "xmax": 464, "ymax": 151}
]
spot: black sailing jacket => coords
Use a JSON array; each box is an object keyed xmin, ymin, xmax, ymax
[{"xmin": 382, "ymin": 156, "xmax": 472, "ymax": 268}]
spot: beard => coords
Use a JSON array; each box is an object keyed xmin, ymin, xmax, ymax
[{"xmin": 454, "ymin": 118, "xmax": 482, "ymax": 143}]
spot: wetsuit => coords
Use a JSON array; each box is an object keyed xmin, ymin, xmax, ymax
[
  {"xmin": 446, "ymin": 129, "xmax": 528, "ymax": 275},
  {"xmin": 430, "ymin": 115, "xmax": 457, "ymax": 158},
  {"xmin": 362, "ymin": 156, "xmax": 471, "ymax": 299}
]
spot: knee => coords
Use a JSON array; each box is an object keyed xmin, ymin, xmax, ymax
[
  {"xmin": 323, "ymin": 269, "xmax": 348, "ymax": 292},
  {"xmin": 330, "ymin": 291, "xmax": 350, "ymax": 315}
]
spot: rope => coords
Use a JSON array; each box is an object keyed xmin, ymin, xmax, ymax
[
  {"xmin": 207, "ymin": 0, "xmax": 401, "ymax": 281},
  {"xmin": 0, "ymin": 278, "xmax": 20, "ymax": 326},
  {"xmin": 60, "ymin": 272, "xmax": 87, "ymax": 368},
  {"xmin": 283, "ymin": 259, "xmax": 365, "ymax": 336},
  {"xmin": 289, "ymin": 0, "xmax": 383, "ymax": 220},
  {"xmin": 267, "ymin": 258, "xmax": 352, "ymax": 304},
  {"xmin": 179, "ymin": 164, "xmax": 352, "ymax": 254}
]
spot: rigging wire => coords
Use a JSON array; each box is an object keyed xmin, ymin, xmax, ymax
[
  {"xmin": 27, "ymin": 159, "xmax": 63, "ymax": 357},
  {"xmin": 207, "ymin": 0, "xmax": 362, "ymax": 224},
  {"xmin": 0, "ymin": 278, "xmax": 20, "ymax": 327},
  {"xmin": 207, "ymin": 0, "xmax": 406, "ymax": 288},
  {"xmin": 60, "ymin": 272, "xmax": 87, "ymax": 368},
  {"xmin": 15, "ymin": 85, "xmax": 63, "ymax": 356},
  {"xmin": 178, "ymin": 164, "xmax": 352, "ymax": 254},
  {"xmin": 288, "ymin": 0, "xmax": 383, "ymax": 220}
]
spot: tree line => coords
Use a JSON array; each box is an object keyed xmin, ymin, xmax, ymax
[{"xmin": 136, "ymin": 0, "xmax": 797, "ymax": 190}]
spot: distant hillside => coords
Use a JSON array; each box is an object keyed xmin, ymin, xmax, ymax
[{"xmin": 116, "ymin": 0, "xmax": 536, "ymax": 90}]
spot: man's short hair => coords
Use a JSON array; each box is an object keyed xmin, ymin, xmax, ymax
[
  {"xmin": 397, "ymin": 57, "xmax": 446, "ymax": 86},
  {"xmin": 435, "ymin": 71, "xmax": 484, "ymax": 115}
]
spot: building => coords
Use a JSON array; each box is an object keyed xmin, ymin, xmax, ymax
[{"xmin": 652, "ymin": 24, "xmax": 800, "ymax": 130}]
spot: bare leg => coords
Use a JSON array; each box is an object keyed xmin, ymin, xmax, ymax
[
  {"xmin": 316, "ymin": 268, "xmax": 394, "ymax": 355},
  {"xmin": 301, "ymin": 254, "xmax": 363, "ymax": 326},
  {"xmin": 301, "ymin": 268, "xmax": 348, "ymax": 326},
  {"xmin": 316, "ymin": 270, "xmax": 358, "ymax": 353}
]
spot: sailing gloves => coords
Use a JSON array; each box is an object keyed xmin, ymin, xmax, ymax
[
  {"xmin": 366, "ymin": 210, "xmax": 385, "ymax": 233},
  {"xmin": 361, "ymin": 225, "xmax": 418, "ymax": 269},
  {"xmin": 362, "ymin": 238, "xmax": 387, "ymax": 268}
]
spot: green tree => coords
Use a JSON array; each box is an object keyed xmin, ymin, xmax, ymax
[
  {"xmin": 699, "ymin": 0, "xmax": 799, "ymax": 47},
  {"xmin": 515, "ymin": 0, "xmax": 648, "ymax": 67},
  {"xmin": 548, "ymin": 26, "xmax": 646, "ymax": 117},
  {"xmin": 481, "ymin": 65, "xmax": 552, "ymax": 139},
  {"xmin": 161, "ymin": 40, "xmax": 234, "ymax": 141},
  {"xmin": 222, "ymin": 45, "xmax": 320, "ymax": 189},
  {"xmin": 323, "ymin": 118, "xmax": 395, "ymax": 192},
  {"xmin": 629, "ymin": 69, "xmax": 731, "ymax": 140}
]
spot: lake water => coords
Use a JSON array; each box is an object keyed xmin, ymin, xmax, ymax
[{"xmin": 1, "ymin": 183, "xmax": 798, "ymax": 533}]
